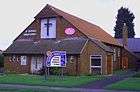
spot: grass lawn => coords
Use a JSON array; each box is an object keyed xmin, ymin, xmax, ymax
[
  {"xmin": 106, "ymin": 78, "xmax": 140, "ymax": 91},
  {"xmin": 0, "ymin": 74, "xmax": 103, "ymax": 87},
  {"xmin": 106, "ymin": 71, "xmax": 140, "ymax": 91}
]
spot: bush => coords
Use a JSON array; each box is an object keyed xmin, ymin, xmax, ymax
[
  {"xmin": 0, "ymin": 55, "xmax": 4, "ymax": 67},
  {"xmin": 133, "ymin": 72, "xmax": 140, "ymax": 78},
  {"xmin": 38, "ymin": 67, "xmax": 63, "ymax": 75},
  {"xmin": 50, "ymin": 67, "xmax": 61, "ymax": 75},
  {"xmin": 38, "ymin": 67, "xmax": 45, "ymax": 75}
]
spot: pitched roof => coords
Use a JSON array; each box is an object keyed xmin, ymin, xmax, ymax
[
  {"xmin": 117, "ymin": 38, "xmax": 140, "ymax": 52},
  {"xmin": 4, "ymin": 37, "xmax": 113, "ymax": 55},
  {"xmin": 4, "ymin": 37, "xmax": 87, "ymax": 55},
  {"xmin": 124, "ymin": 47, "xmax": 139, "ymax": 59},
  {"xmin": 35, "ymin": 4, "xmax": 122, "ymax": 46},
  {"xmin": 89, "ymin": 37, "xmax": 113, "ymax": 53}
]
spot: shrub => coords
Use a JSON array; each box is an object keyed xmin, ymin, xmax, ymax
[
  {"xmin": 38, "ymin": 67, "xmax": 63, "ymax": 75},
  {"xmin": 50, "ymin": 67, "xmax": 61, "ymax": 75},
  {"xmin": 133, "ymin": 72, "xmax": 140, "ymax": 78},
  {"xmin": 38, "ymin": 67, "xmax": 45, "ymax": 75},
  {"xmin": 0, "ymin": 55, "xmax": 4, "ymax": 67}
]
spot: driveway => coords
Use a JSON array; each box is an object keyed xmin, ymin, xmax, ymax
[{"xmin": 80, "ymin": 70, "xmax": 136, "ymax": 89}]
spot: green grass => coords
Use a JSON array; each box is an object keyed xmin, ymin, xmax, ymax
[
  {"xmin": 0, "ymin": 74, "xmax": 103, "ymax": 87},
  {"xmin": 106, "ymin": 78, "xmax": 140, "ymax": 91}
]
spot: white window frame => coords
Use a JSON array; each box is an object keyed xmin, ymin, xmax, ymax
[
  {"xmin": 21, "ymin": 56, "xmax": 27, "ymax": 65},
  {"xmin": 90, "ymin": 55, "xmax": 102, "ymax": 74},
  {"xmin": 113, "ymin": 48, "xmax": 116, "ymax": 62},
  {"xmin": 118, "ymin": 48, "xmax": 121, "ymax": 57}
]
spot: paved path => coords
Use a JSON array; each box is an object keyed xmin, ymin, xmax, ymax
[
  {"xmin": 0, "ymin": 84, "xmax": 137, "ymax": 92},
  {"xmin": 80, "ymin": 70, "xmax": 136, "ymax": 89}
]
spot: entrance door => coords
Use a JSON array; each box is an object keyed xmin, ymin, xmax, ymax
[
  {"xmin": 107, "ymin": 55, "xmax": 113, "ymax": 74},
  {"xmin": 122, "ymin": 57, "xmax": 128, "ymax": 69},
  {"xmin": 31, "ymin": 57, "xmax": 43, "ymax": 74}
]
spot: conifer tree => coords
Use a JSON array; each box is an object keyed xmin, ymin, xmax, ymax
[{"xmin": 114, "ymin": 7, "xmax": 135, "ymax": 38}]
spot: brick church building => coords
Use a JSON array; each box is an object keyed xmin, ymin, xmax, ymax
[{"xmin": 3, "ymin": 4, "xmax": 138, "ymax": 75}]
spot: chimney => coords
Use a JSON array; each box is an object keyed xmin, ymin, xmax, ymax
[{"xmin": 122, "ymin": 23, "xmax": 128, "ymax": 47}]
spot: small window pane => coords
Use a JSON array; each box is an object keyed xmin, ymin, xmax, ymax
[
  {"xmin": 91, "ymin": 56, "xmax": 101, "ymax": 66},
  {"xmin": 113, "ymin": 49, "xmax": 116, "ymax": 61},
  {"xmin": 21, "ymin": 56, "xmax": 27, "ymax": 65},
  {"xmin": 91, "ymin": 58, "xmax": 101, "ymax": 66}
]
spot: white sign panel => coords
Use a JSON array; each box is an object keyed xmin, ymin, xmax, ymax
[{"xmin": 50, "ymin": 56, "xmax": 61, "ymax": 67}]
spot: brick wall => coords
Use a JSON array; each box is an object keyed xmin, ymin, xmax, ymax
[{"xmin": 4, "ymin": 55, "xmax": 31, "ymax": 74}]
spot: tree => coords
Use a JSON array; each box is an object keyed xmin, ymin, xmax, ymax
[
  {"xmin": 0, "ymin": 55, "xmax": 4, "ymax": 67},
  {"xmin": 114, "ymin": 7, "xmax": 135, "ymax": 38}
]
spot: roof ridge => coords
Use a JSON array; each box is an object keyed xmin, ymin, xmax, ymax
[
  {"xmin": 47, "ymin": 4, "xmax": 121, "ymax": 46},
  {"xmin": 34, "ymin": 4, "xmax": 121, "ymax": 46}
]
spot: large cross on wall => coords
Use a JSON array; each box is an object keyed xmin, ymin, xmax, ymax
[{"xmin": 41, "ymin": 18, "xmax": 56, "ymax": 38}]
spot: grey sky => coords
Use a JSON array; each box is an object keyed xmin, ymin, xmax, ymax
[{"xmin": 0, "ymin": 0, "xmax": 139, "ymax": 50}]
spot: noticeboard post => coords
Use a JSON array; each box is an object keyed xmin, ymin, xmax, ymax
[{"xmin": 45, "ymin": 51, "xmax": 67, "ymax": 79}]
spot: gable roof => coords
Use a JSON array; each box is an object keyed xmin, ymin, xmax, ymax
[
  {"xmin": 4, "ymin": 37, "xmax": 113, "ymax": 55},
  {"xmin": 89, "ymin": 37, "xmax": 113, "ymax": 53},
  {"xmin": 35, "ymin": 4, "xmax": 122, "ymax": 46},
  {"xmin": 117, "ymin": 38, "xmax": 140, "ymax": 52}
]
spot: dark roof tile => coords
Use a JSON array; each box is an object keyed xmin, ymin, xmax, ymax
[
  {"xmin": 4, "ymin": 37, "xmax": 87, "ymax": 55},
  {"xmin": 117, "ymin": 38, "xmax": 140, "ymax": 52}
]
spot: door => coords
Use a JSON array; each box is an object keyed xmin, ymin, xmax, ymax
[
  {"xmin": 122, "ymin": 56, "xmax": 128, "ymax": 69},
  {"xmin": 107, "ymin": 55, "xmax": 113, "ymax": 74},
  {"xmin": 31, "ymin": 57, "xmax": 43, "ymax": 73}
]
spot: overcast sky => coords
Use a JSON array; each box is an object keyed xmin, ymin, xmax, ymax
[{"xmin": 0, "ymin": 0, "xmax": 139, "ymax": 50}]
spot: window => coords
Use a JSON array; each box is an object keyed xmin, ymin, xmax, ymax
[
  {"xmin": 90, "ymin": 55, "xmax": 102, "ymax": 67},
  {"xmin": 70, "ymin": 56, "xmax": 74, "ymax": 63},
  {"xmin": 16, "ymin": 56, "xmax": 20, "ymax": 62},
  {"xmin": 113, "ymin": 49, "xmax": 116, "ymax": 61},
  {"xmin": 21, "ymin": 56, "xmax": 27, "ymax": 65},
  {"xmin": 118, "ymin": 49, "xmax": 121, "ymax": 57},
  {"xmin": 9, "ymin": 55, "xmax": 17, "ymax": 62},
  {"xmin": 90, "ymin": 55, "xmax": 102, "ymax": 74},
  {"xmin": 41, "ymin": 18, "xmax": 56, "ymax": 38}
]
